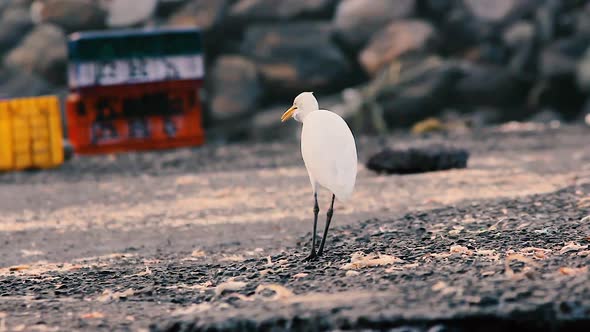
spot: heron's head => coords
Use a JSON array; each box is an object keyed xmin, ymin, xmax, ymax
[{"xmin": 281, "ymin": 92, "xmax": 319, "ymax": 123}]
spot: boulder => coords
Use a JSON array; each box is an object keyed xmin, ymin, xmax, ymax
[
  {"xmin": 167, "ymin": 0, "xmax": 230, "ymax": 31},
  {"xmin": 156, "ymin": 0, "xmax": 187, "ymax": 17},
  {"xmin": 102, "ymin": 0, "xmax": 158, "ymax": 27},
  {"xmin": 463, "ymin": 0, "xmax": 524, "ymax": 23},
  {"xmin": 419, "ymin": 0, "xmax": 454, "ymax": 21},
  {"xmin": 452, "ymin": 62, "xmax": 529, "ymax": 108},
  {"xmin": 527, "ymin": 109, "xmax": 563, "ymax": 124},
  {"xmin": 539, "ymin": 35, "xmax": 590, "ymax": 79},
  {"xmin": 4, "ymin": 24, "xmax": 67, "ymax": 85},
  {"xmin": 503, "ymin": 20, "xmax": 535, "ymax": 49},
  {"xmin": 574, "ymin": 3, "xmax": 590, "ymax": 36},
  {"xmin": 333, "ymin": 0, "xmax": 415, "ymax": 51},
  {"xmin": 229, "ymin": 0, "xmax": 337, "ymax": 22},
  {"xmin": 463, "ymin": 0, "xmax": 538, "ymax": 23},
  {"xmin": 441, "ymin": 0, "xmax": 536, "ymax": 53},
  {"xmin": 581, "ymin": 98, "xmax": 590, "ymax": 126},
  {"xmin": 30, "ymin": 0, "xmax": 106, "ymax": 32},
  {"xmin": 577, "ymin": 47, "xmax": 590, "ymax": 92},
  {"xmin": 240, "ymin": 22, "xmax": 353, "ymax": 95},
  {"xmin": 359, "ymin": 19, "xmax": 437, "ymax": 76},
  {"xmin": 365, "ymin": 56, "xmax": 464, "ymax": 128},
  {"xmin": 210, "ymin": 56, "xmax": 262, "ymax": 122},
  {"xmin": 440, "ymin": 7, "xmax": 493, "ymax": 53},
  {"xmin": 0, "ymin": 66, "xmax": 53, "ymax": 99},
  {"xmin": 0, "ymin": 7, "xmax": 33, "ymax": 53}
]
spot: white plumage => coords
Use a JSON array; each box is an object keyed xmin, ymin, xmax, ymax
[
  {"xmin": 301, "ymin": 110, "xmax": 357, "ymax": 201},
  {"xmin": 281, "ymin": 92, "xmax": 358, "ymax": 260}
]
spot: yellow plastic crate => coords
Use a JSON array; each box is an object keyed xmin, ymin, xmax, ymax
[{"xmin": 0, "ymin": 96, "xmax": 64, "ymax": 171}]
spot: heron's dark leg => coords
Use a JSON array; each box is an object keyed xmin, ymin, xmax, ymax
[
  {"xmin": 303, "ymin": 192, "xmax": 319, "ymax": 261},
  {"xmin": 317, "ymin": 194, "xmax": 335, "ymax": 256}
]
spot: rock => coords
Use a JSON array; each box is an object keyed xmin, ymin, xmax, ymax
[
  {"xmin": 334, "ymin": 0, "xmax": 415, "ymax": 50},
  {"xmin": 463, "ymin": 0, "xmax": 535, "ymax": 23},
  {"xmin": 4, "ymin": 24, "xmax": 67, "ymax": 85},
  {"xmin": 419, "ymin": 0, "xmax": 454, "ymax": 20},
  {"xmin": 156, "ymin": 0, "xmax": 187, "ymax": 17},
  {"xmin": 581, "ymin": 99, "xmax": 590, "ymax": 126},
  {"xmin": 503, "ymin": 20, "xmax": 535, "ymax": 49},
  {"xmin": 229, "ymin": 0, "xmax": 337, "ymax": 22},
  {"xmin": 527, "ymin": 109, "xmax": 563, "ymax": 124},
  {"xmin": 540, "ymin": 35, "xmax": 590, "ymax": 79},
  {"xmin": 0, "ymin": 7, "xmax": 33, "ymax": 53},
  {"xmin": 210, "ymin": 56, "xmax": 262, "ymax": 122},
  {"xmin": 502, "ymin": 20, "xmax": 537, "ymax": 75},
  {"xmin": 574, "ymin": 3, "xmax": 590, "ymax": 36},
  {"xmin": 167, "ymin": 0, "xmax": 229, "ymax": 31},
  {"xmin": 371, "ymin": 56, "xmax": 464, "ymax": 127},
  {"xmin": 240, "ymin": 22, "xmax": 353, "ymax": 95},
  {"xmin": 576, "ymin": 47, "xmax": 590, "ymax": 92},
  {"xmin": 452, "ymin": 62, "xmax": 529, "ymax": 108},
  {"xmin": 102, "ymin": 0, "xmax": 158, "ymax": 27},
  {"xmin": 359, "ymin": 19, "xmax": 437, "ymax": 76},
  {"xmin": 440, "ymin": 7, "xmax": 492, "ymax": 52},
  {"xmin": 0, "ymin": 66, "xmax": 53, "ymax": 99},
  {"xmin": 366, "ymin": 145, "xmax": 470, "ymax": 175},
  {"xmin": 441, "ymin": 1, "xmax": 536, "ymax": 53},
  {"xmin": 463, "ymin": 42, "xmax": 510, "ymax": 65},
  {"xmin": 30, "ymin": 0, "xmax": 106, "ymax": 32}
]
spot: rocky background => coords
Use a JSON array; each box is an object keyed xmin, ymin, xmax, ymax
[{"xmin": 1, "ymin": 0, "xmax": 590, "ymax": 141}]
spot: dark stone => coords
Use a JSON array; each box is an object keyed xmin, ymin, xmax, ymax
[
  {"xmin": 0, "ymin": 66, "xmax": 53, "ymax": 99},
  {"xmin": 3, "ymin": 24, "xmax": 67, "ymax": 85},
  {"xmin": 365, "ymin": 145, "xmax": 470, "ymax": 174},
  {"xmin": 372, "ymin": 56, "xmax": 465, "ymax": 127},
  {"xmin": 463, "ymin": 0, "xmax": 534, "ymax": 23},
  {"xmin": 451, "ymin": 62, "xmax": 530, "ymax": 108},
  {"xmin": 440, "ymin": 0, "xmax": 537, "ymax": 53},
  {"xmin": 359, "ymin": 19, "xmax": 437, "ymax": 76},
  {"xmin": 102, "ymin": 0, "xmax": 157, "ymax": 27},
  {"xmin": 578, "ymin": 98, "xmax": 590, "ymax": 126},
  {"xmin": 240, "ymin": 22, "xmax": 353, "ymax": 95},
  {"xmin": 167, "ymin": 0, "xmax": 230, "ymax": 31},
  {"xmin": 333, "ymin": 0, "xmax": 415, "ymax": 51},
  {"xmin": 0, "ymin": 7, "xmax": 33, "ymax": 53},
  {"xmin": 31, "ymin": 0, "xmax": 106, "ymax": 32},
  {"xmin": 229, "ymin": 0, "xmax": 337, "ymax": 22},
  {"xmin": 527, "ymin": 109, "xmax": 563, "ymax": 124},
  {"xmin": 574, "ymin": 3, "xmax": 590, "ymax": 36},
  {"xmin": 576, "ymin": 47, "xmax": 590, "ymax": 92},
  {"xmin": 503, "ymin": 20, "xmax": 535, "ymax": 49},
  {"xmin": 210, "ymin": 55, "xmax": 262, "ymax": 122},
  {"xmin": 539, "ymin": 35, "xmax": 590, "ymax": 79}
]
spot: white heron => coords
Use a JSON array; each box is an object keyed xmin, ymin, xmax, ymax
[{"xmin": 281, "ymin": 92, "xmax": 358, "ymax": 260}]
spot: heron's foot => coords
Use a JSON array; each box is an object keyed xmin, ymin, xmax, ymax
[
  {"xmin": 302, "ymin": 250, "xmax": 318, "ymax": 261},
  {"xmin": 317, "ymin": 248, "xmax": 324, "ymax": 256}
]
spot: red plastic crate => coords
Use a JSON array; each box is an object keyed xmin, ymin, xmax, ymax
[{"xmin": 66, "ymin": 80, "xmax": 204, "ymax": 154}]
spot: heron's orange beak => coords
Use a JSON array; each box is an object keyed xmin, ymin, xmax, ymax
[{"xmin": 281, "ymin": 106, "xmax": 297, "ymax": 122}]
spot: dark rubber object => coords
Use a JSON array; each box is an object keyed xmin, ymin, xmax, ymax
[{"xmin": 366, "ymin": 145, "xmax": 469, "ymax": 174}]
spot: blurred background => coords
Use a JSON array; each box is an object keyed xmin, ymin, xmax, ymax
[{"xmin": 1, "ymin": 0, "xmax": 590, "ymax": 143}]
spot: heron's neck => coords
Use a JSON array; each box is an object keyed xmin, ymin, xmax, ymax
[{"xmin": 298, "ymin": 108, "xmax": 318, "ymax": 123}]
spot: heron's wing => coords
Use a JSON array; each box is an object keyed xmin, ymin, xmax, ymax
[{"xmin": 301, "ymin": 111, "xmax": 357, "ymax": 201}]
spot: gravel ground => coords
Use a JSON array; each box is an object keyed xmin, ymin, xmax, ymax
[{"xmin": 0, "ymin": 125, "xmax": 589, "ymax": 331}]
